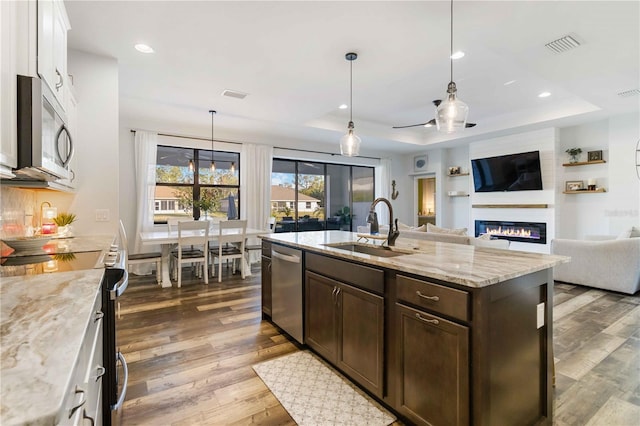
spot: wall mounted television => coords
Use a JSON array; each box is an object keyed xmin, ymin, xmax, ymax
[{"xmin": 471, "ymin": 151, "xmax": 543, "ymax": 192}]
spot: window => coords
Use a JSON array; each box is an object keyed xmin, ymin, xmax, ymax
[
  {"xmin": 154, "ymin": 145, "xmax": 240, "ymax": 224},
  {"xmin": 271, "ymin": 159, "xmax": 374, "ymax": 233}
]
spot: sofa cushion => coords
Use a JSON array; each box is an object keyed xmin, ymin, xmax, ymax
[
  {"xmin": 617, "ymin": 226, "xmax": 640, "ymax": 239},
  {"xmin": 427, "ymin": 223, "xmax": 468, "ymax": 235}
]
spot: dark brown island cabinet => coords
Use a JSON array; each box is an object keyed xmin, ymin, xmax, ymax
[{"xmin": 262, "ymin": 240, "xmax": 554, "ymax": 426}]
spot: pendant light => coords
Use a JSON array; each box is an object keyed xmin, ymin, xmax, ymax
[
  {"xmin": 230, "ymin": 161, "xmax": 236, "ymax": 173},
  {"xmin": 188, "ymin": 159, "xmax": 194, "ymax": 172},
  {"xmin": 435, "ymin": 0, "xmax": 469, "ymax": 133},
  {"xmin": 340, "ymin": 52, "xmax": 361, "ymax": 157},
  {"xmin": 209, "ymin": 110, "xmax": 216, "ymax": 172}
]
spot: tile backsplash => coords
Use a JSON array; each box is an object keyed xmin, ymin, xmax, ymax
[{"xmin": 0, "ymin": 188, "xmax": 37, "ymax": 238}]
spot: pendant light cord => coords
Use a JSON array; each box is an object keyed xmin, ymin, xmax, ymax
[
  {"xmin": 210, "ymin": 110, "xmax": 216, "ymax": 163},
  {"xmin": 450, "ymin": 0, "xmax": 454, "ymax": 84},
  {"xmin": 349, "ymin": 58, "xmax": 353, "ymax": 123}
]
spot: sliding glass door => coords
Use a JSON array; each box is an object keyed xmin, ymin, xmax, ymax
[{"xmin": 271, "ymin": 159, "xmax": 374, "ymax": 233}]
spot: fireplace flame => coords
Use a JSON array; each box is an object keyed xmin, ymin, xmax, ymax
[{"xmin": 486, "ymin": 226, "xmax": 533, "ymax": 238}]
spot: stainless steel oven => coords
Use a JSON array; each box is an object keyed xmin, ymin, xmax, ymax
[
  {"xmin": 15, "ymin": 75, "xmax": 73, "ymax": 181},
  {"xmin": 102, "ymin": 260, "xmax": 129, "ymax": 426}
]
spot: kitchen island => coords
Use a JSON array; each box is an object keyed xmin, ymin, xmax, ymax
[{"xmin": 261, "ymin": 230, "xmax": 569, "ymax": 426}]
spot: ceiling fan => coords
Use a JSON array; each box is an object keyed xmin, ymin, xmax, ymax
[{"xmin": 392, "ymin": 100, "xmax": 477, "ymax": 129}]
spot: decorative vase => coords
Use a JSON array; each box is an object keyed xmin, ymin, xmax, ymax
[
  {"xmin": 58, "ymin": 225, "xmax": 74, "ymax": 238},
  {"xmin": 569, "ymin": 154, "xmax": 579, "ymax": 163}
]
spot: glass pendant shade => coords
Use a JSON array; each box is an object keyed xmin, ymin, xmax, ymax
[
  {"xmin": 188, "ymin": 159, "xmax": 195, "ymax": 171},
  {"xmin": 210, "ymin": 161, "xmax": 215, "ymax": 172},
  {"xmin": 435, "ymin": 91, "xmax": 469, "ymax": 133},
  {"xmin": 340, "ymin": 124, "xmax": 361, "ymax": 157}
]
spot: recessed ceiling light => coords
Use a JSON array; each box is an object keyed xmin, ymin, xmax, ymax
[
  {"xmin": 134, "ymin": 43, "xmax": 154, "ymax": 53},
  {"xmin": 538, "ymin": 92, "xmax": 551, "ymax": 98},
  {"xmin": 450, "ymin": 51, "xmax": 465, "ymax": 60},
  {"xmin": 503, "ymin": 80, "xmax": 517, "ymax": 86},
  {"xmin": 338, "ymin": 104, "xmax": 348, "ymax": 109}
]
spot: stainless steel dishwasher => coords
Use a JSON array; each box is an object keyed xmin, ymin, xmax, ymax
[{"xmin": 271, "ymin": 244, "xmax": 303, "ymax": 343}]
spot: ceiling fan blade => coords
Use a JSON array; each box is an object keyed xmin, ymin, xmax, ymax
[
  {"xmin": 392, "ymin": 122, "xmax": 429, "ymax": 129},
  {"xmin": 465, "ymin": 122, "xmax": 477, "ymax": 128}
]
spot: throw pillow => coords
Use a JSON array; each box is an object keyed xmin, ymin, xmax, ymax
[
  {"xmin": 618, "ymin": 226, "xmax": 640, "ymax": 239},
  {"xmin": 476, "ymin": 233, "xmax": 492, "ymax": 240},
  {"xmin": 397, "ymin": 222, "xmax": 412, "ymax": 230},
  {"xmin": 412, "ymin": 224, "xmax": 427, "ymax": 232},
  {"xmin": 427, "ymin": 223, "xmax": 468, "ymax": 235}
]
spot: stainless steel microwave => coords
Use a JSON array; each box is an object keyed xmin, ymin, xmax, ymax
[{"xmin": 15, "ymin": 75, "xmax": 73, "ymax": 181}]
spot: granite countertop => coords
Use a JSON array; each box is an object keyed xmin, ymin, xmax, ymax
[
  {"xmin": 261, "ymin": 231, "xmax": 569, "ymax": 288},
  {"xmin": 0, "ymin": 269, "xmax": 105, "ymax": 426}
]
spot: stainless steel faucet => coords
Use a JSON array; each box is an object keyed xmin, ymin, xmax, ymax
[{"xmin": 367, "ymin": 197, "xmax": 400, "ymax": 246}]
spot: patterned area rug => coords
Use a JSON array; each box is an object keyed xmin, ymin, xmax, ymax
[{"xmin": 252, "ymin": 351, "xmax": 396, "ymax": 426}]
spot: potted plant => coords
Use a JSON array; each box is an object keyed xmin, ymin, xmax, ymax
[
  {"xmin": 565, "ymin": 148, "xmax": 582, "ymax": 163},
  {"xmin": 53, "ymin": 213, "xmax": 77, "ymax": 237}
]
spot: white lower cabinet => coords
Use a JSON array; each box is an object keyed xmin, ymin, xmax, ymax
[{"xmin": 59, "ymin": 289, "xmax": 104, "ymax": 425}]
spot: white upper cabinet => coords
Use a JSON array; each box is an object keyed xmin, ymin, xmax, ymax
[
  {"xmin": 38, "ymin": 0, "xmax": 70, "ymax": 109},
  {"xmin": 0, "ymin": 1, "xmax": 20, "ymax": 177}
]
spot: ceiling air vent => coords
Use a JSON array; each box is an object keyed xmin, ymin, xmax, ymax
[
  {"xmin": 545, "ymin": 35, "xmax": 581, "ymax": 53},
  {"xmin": 221, "ymin": 89, "xmax": 248, "ymax": 100},
  {"xmin": 617, "ymin": 89, "xmax": 640, "ymax": 98}
]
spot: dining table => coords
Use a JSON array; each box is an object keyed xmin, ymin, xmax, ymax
[{"xmin": 140, "ymin": 225, "xmax": 269, "ymax": 288}]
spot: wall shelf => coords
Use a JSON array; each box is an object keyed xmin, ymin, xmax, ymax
[
  {"xmin": 562, "ymin": 160, "xmax": 606, "ymax": 167},
  {"xmin": 472, "ymin": 204, "xmax": 549, "ymax": 209},
  {"xmin": 448, "ymin": 193, "xmax": 469, "ymax": 197},
  {"xmin": 447, "ymin": 172, "xmax": 469, "ymax": 177},
  {"xmin": 563, "ymin": 188, "xmax": 606, "ymax": 194}
]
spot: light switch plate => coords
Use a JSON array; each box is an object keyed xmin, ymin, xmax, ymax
[{"xmin": 537, "ymin": 303, "xmax": 545, "ymax": 329}]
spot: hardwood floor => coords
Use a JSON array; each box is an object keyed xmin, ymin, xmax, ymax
[{"xmin": 118, "ymin": 266, "xmax": 640, "ymax": 425}]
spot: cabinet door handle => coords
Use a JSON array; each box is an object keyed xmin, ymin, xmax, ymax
[
  {"xmin": 82, "ymin": 409, "xmax": 95, "ymax": 426},
  {"xmin": 95, "ymin": 365, "xmax": 106, "ymax": 380},
  {"xmin": 94, "ymin": 310, "xmax": 104, "ymax": 322},
  {"xmin": 55, "ymin": 68, "xmax": 64, "ymax": 90},
  {"xmin": 415, "ymin": 313, "xmax": 440, "ymax": 325},
  {"xmin": 69, "ymin": 386, "xmax": 86, "ymax": 418},
  {"xmin": 416, "ymin": 291, "xmax": 440, "ymax": 302}
]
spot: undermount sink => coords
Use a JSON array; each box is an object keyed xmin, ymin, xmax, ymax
[{"xmin": 323, "ymin": 243, "xmax": 409, "ymax": 258}]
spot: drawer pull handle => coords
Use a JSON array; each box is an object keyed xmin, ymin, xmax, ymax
[
  {"xmin": 69, "ymin": 386, "xmax": 86, "ymax": 418},
  {"xmin": 415, "ymin": 313, "xmax": 440, "ymax": 325},
  {"xmin": 83, "ymin": 409, "xmax": 95, "ymax": 426},
  {"xmin": 95, "ymin": 365, "xmax": 106, "ymax": 380},
  {"xmin": 94, "ymin": 311, "xmax": 104, "ymax": 322},
  {"xmin": 416, "ymin": 291, "xmax": 439, "ymax": 302}
]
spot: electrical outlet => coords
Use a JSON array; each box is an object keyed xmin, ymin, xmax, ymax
[{"xmin": 95, "ymin": 209, "xmax": 110, "ymax": 222}]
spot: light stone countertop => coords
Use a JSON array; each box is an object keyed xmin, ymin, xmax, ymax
[
  {"xmin": 1, "ymin": 258, "xmax": 108, "ymax": 425},
  {"xmin": 261, "ymin": 230, "xmax": 569, "ymax": 288}
]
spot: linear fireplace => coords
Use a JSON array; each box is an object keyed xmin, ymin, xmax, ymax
[{"xmin": 475, "ymin": 220, "xmax": 547, "ymax": 245}]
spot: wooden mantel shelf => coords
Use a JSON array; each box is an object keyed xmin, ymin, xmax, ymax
[
  {"xmin": 563, "ymin": 188, "xmax": 607, "ymax": 194},
  {"xmin": 472, "ymin": 204, "xmax": 549, "ymax": 209},
  {"xmin": 562, "ymin": 160, "xmax": 606, "ymax": 167}
]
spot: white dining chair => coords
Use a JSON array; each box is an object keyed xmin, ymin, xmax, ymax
[
  {"xmin": 210, "ymin": 219, "xmax": 247, "ymax": 283},
  {"xmin": 118, "ymin": 220, "xmax": 162, "ymax": 284},
  {"xmin": 171, "ymin": 220, "xmax": 209, "ymax": 288}
]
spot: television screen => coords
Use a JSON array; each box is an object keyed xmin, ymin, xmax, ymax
[{"xmin": 471, "ymin": 151, "xmax": 543, "ymax": 192}]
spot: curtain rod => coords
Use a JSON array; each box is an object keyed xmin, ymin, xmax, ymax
[
  {"xmin": 130, "ymin": 129, "xmax": 242, "ymax": 145},
  {"xmin": 130, "ymin": 129, "xmax": 380, "ymax": 160}
]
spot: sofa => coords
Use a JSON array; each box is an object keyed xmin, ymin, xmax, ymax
[
  {"xmin": 551, "ymin": 234, "xmax": 640, "ymax": 295},
  {"xmin": 380, "ymin": 223, "xmax": 511, "ymax": 249}
]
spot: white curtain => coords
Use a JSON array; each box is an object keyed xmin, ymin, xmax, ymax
[
  {"xmin": 240, "ymin": 143, "xmax": 273, "ymax": 263},
  {"xmin": 132, "ymin": 131, "xmax": 158, "ymax": 275},
  {"xmin": 375, "ymin": 158, "xmax": 392, "ymax": 225}
]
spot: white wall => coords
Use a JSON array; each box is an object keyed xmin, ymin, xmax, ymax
[
  {"xmin": 41, "ymin": 50, "xmax": 119, "ymax": 237},
  {"xmin": 557, "ymin": 113, "xmax": 640, "ymax": 238},
  {"xmin": 442, "ymin": 146, "xmax": 471, "ymax": 230}
]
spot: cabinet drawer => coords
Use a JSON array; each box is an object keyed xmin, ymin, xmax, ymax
[
  {"xmin": 306, "ymin": 252, "xmax": 384, "ymax": 295},
  {"xmin": 397, "ymin": 275, "xmax": 469, "ymax": 321}
]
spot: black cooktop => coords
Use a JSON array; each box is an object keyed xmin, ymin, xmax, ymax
[{"xmin": 0, "ymin": 250, "xmax": 105, "ymax": 277}]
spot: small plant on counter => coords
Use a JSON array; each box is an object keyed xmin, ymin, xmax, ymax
[{"xmin": 53, "ymin": 213, "xmax": 77, "ymax": 226}]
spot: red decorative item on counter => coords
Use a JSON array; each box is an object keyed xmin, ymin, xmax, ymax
[{"xmin": 41, "ymin": 223, "xmax": 57, "ymax": 235}]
